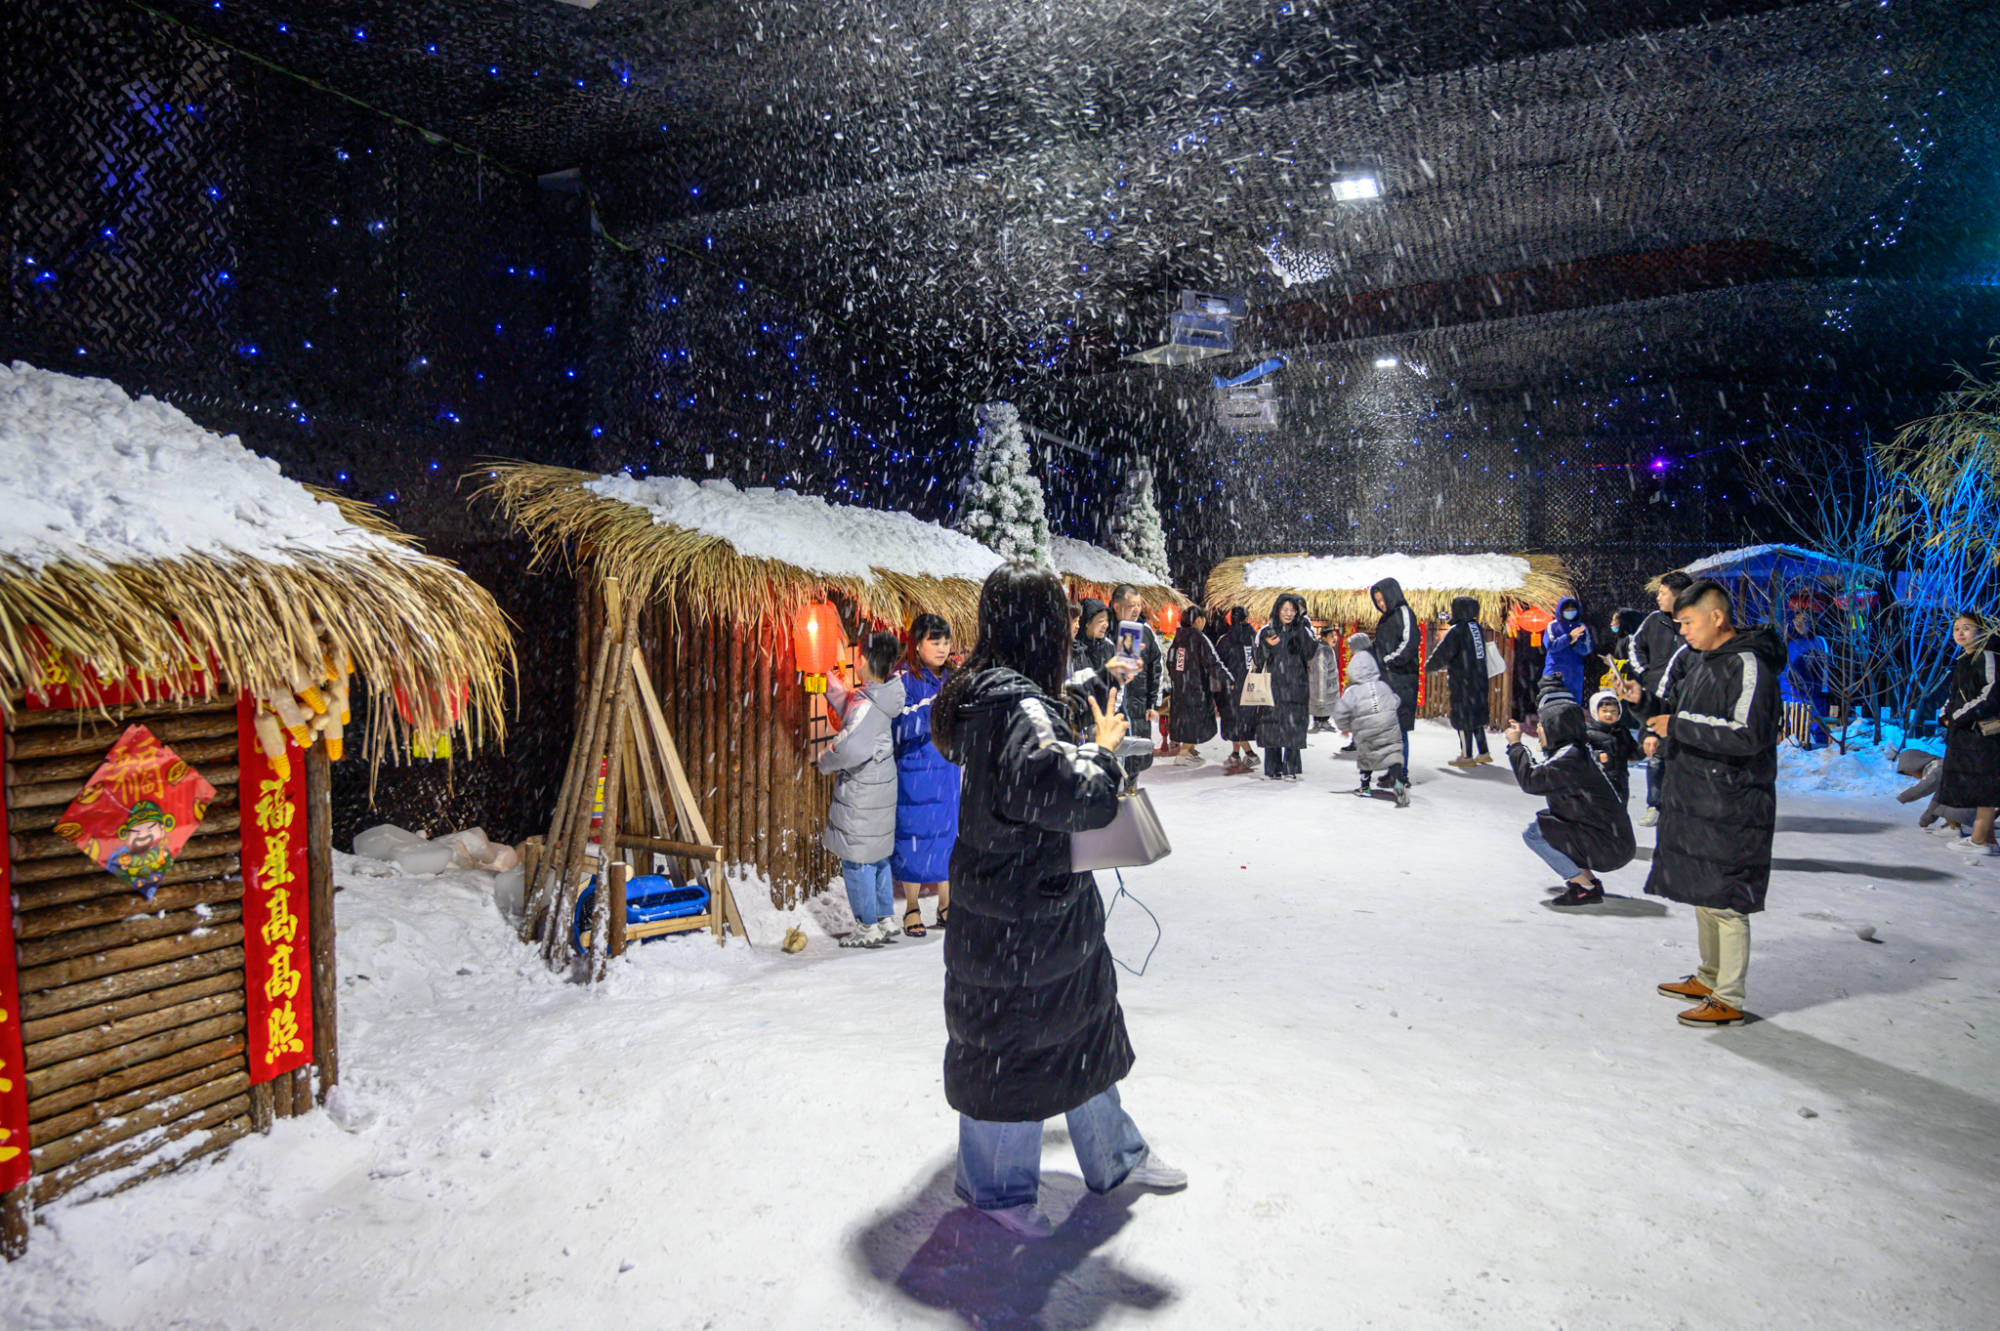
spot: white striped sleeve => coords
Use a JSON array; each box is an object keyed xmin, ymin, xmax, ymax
[{"xmin": 1950, "ymin": 651, "xmax": 1998, "ymax": 723}]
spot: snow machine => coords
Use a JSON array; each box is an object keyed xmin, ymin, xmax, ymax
[{"xmin": 571, "ymin": 873, "xmax": 711, "ymax": 954}]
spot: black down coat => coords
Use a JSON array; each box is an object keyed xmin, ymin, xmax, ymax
[
  {"xmin": 937, "ymin": 667, "xmax": 1134, "ymax": 1121},
  {"xmin": 1937, "ymin": 647, "xmax": 2000, "ymax": 809},
  {"xmin": 1219, "ymin": 610, "xmax": 1263, "ymax": 742},
  {"xmin": 1254, "ymin": 594, "xmax": 1318, "ymax": 749},
  {"xmin": 1120, "ymin": 620, "xmax": 1166, "ymax": 776},
  {"xmin": 1628, "ymin": 609, "xmax": 1684, "ymax": 696},
  {"xmin": 1424, "ymin": 595, "xmax": 1492, "ymax": 730},
  {"xmin": 1370, "ymin": 577, "xmax": 1421, "ymax": 730},
  {"xmin": 1506, "ymin": 680, "xmax": 1636, "ymax": 874},
  {"xmin": 1639, "ymin": 627, "xmax": 1787, "ymax": 913},
  {"xmin": 1167, "ymin": 623, "xmax": 1234, "ymax": 744}
]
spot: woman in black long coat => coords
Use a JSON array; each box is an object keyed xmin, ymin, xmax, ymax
[
  {"xmin": 1217, "ymin": 605, "xmax": 1261, "ymax": 772},
  {"xmin": 1938, "ymin": 611, "xmax": 2000, "ymax": 856},
  {"xmin": 1167, "ymin": 605, "xmax": 1233, "ymax": 753},
  {"xmin": 1253, "ymin": 593, "xmax": 1317, "ymax": 779},
  {"xmin": 930, "ymin": 562, "xmax": 1187, "ymax": 1239},
  {"xmin": 1425, "ymin": 595, "xmax": 1493, "ymax": 765}
]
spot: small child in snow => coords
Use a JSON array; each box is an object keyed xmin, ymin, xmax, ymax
[
  {"xmin": 1585, "ymin": 689, "xmax": 1642, "ymax": 803},
  {"xmin": 1505, "ymin": 679, "xmax": 1635, "ymax": 907},
  {"xmin": 1309, "ymin": 625, "xmax": 1342, "ymax": 733},
  {"xmin": 1330, "ymin": 633, "xmax": 1409, "ymax": 807},
  {"xmin": 817, "ymin": 630, "xmax": 907, "ymax": 949}
]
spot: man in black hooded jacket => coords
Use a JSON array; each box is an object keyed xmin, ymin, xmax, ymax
[
  {"xmin": 1370, "ymin": 577, "xmax": 1421, "ymax": 771},
  {"xmin": 1618, "ymin": 579, "xmax": 1786, "ymax": 1028}
]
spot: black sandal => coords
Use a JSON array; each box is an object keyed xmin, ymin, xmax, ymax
[
  {"xmin": 933, "ymin": 904, "xmax": 949, "ymax": 931},
  {"xmin": 903, "ymin": 908, "xmax": 927, "ymax": 938}
]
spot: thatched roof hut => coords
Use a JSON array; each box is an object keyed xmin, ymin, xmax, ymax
[
  {"xmin": 0, "ymin": 363, "xmax": 512, "ymax": 761},
  {"xmin": 1203, "ymin": 551, "xmax": 1573, "ymax": 626}
]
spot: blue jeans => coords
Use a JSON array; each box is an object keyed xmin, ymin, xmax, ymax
[
  {"xmin": 840, "ymin": 858, "xmax": 895, "ymax": 926},
  {"xmin": 1644, "ymin": 755, "xmax": 1663, "ymax": 808},
  {"xmin": 1401, "ymin": 727, "xmax": 1411, "ymax": 772},
  {"xmin": 955, "ymin": 1086, "xmax": 1149, "ymax": 1210},
  {"xmin": 1523, "ymin": 822, "xmax": 1582, "ymax": 880}
]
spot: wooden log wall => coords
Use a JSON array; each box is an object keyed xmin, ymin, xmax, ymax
[
  {"xmin": 638, "ymin": 605, "xmax": 837, "ymax": 908},
  {"xmin": 2, "ymin": 694, "xmax": 337, "ymax": 1241}
]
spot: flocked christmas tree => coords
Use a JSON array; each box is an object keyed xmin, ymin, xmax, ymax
[
  {"xmin": 1107, "ymin": 460, "xmax": 1172, "ymax": 585},
  {"xmin": 956, "ymin": 400, "xmax": 1053, "ymax": 565}
]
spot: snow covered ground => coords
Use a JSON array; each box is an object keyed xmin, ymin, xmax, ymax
[{"xmin": 7, "ymin": 723, "xmax": 1997, "ymax": 1330}]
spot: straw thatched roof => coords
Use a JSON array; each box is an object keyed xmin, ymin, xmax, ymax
[
  {"xmin": 1050, "ymin": 537, "xmax": 1187, "ymax": 615},
  {"xmin": 477, "ymin": 462, "xmax": 993, "ymax": 637},
  {"xmin": 0, "ymin": 364, "xmax": 511, "ymax": 760},
  {"xmin": 0, "ymin": 488, "xmax": 512, "ymax": 761},
  {"xmin": 1204, "ymin": 551, "xmax": 1573, "ymax": 626}
]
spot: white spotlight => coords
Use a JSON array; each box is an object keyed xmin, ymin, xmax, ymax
[
  {"xmin": 1332, "ymin": 174, "xmax": 1381, "ymax": 202},
  {"xmin": 1373, "ymin": 356, "xmax": 1398, "ymax": 369}
]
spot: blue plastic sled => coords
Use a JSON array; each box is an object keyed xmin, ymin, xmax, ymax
[{"xmin": 571, "ymin": 873, "xmax": 711, "ymax": 954}]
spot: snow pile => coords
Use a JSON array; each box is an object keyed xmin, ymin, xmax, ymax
[
  {"xmin": 1051, "ymin": 535, "xmax": 1169, "ymax": 590},
  {"xmin": 1106, "ymin": 461, "xmax": 1173, "ymax": 586},
  {"xmin": 586, "ymin": 473, "xmax": 1003, "ymax": 584},
  {"xmin": 0, "ymin": 361, "xmax": 409, "ymax": 572},
  {"xmin": 1245, "ymin": 551, "xmax": 1530, "ymax": 591},
  {"xmin": 1776, "ymin": 741, "xmax": 1917, "ymax": 801},
  {"xmin": 1682, "ymin": 543, "xmax": 1878, "ymax": 580},
  {"xmin": 955, "ymin": 400, "xmax": 1052, "ymax": 566}
]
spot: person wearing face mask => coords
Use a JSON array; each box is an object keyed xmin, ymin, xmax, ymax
[{"xmin": 1541, "ymin": 595, "xmax": 1596, "ymax": 705}]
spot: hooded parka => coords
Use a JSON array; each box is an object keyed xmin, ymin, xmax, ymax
[
  {"xmin": 1541, "ymin": 596, "xmax": 1596, "ymax": 703},
  {"xmin": 890, "ymin": 663, "xmax": 959, "ymax": 883},
  {"xmin": 816, "ymin": 672, "xmax": 907, "ymax": 863},
  {"xmin": 1369, "ymin": 577, "xmax": 1421, "ymax": 730},
  {"xmin": 1254, "ymin": 593, "xmax": 1317, "ymax": 749},
  {"xmin": 1167, "ymin": 619, "xmax": 1234, "ymax": 744},
  {"xmin": 1424, "ymin": 595, "xmax": 1492, "ymax": 731},
  {"xmin": 1629, "ymin": 607, "xmax": 1683, "ymax": 695},
  {"xmin": 1309, "ymin": 636, "xmax": 1341, "ymax": 716},
  {"xmin": 1330, "ymin": 644, "xmax": 1405, "ymax": 774},
  {"xmin": 1508, "ymin": 680, "xmax": 1635, "ymax": 873},
  {"xmin": 936, "ymin": 667, "xmax": 1134, "ymax": 1121},
  {"xmin": 1219, "ymin": 609, "xmax": 1263, "ymax": 742},
  {"xmin": 1639, "ymin": 626, "xmax": 1787, "ymax": 913}
]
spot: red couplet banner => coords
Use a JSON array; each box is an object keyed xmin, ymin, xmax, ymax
[
  {"xmin": 235, "ymin": 695, "xmax": 315, "ymax": 1085},
  {"xmin": 0, "ymin": 771, "xmax": 32, "ymax": 1191},
  {"xmin": 22, "ymin": 626, "xmax": 208, "ymax": 711}
]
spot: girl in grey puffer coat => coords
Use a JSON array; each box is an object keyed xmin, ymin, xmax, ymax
[
  {"xmin": 1331, "ymin": 634, "xmax": 1408, "ymax": 800},
  {"xmin": 818, "ymin": 667, "xmax": 907, "ymax": 863}
]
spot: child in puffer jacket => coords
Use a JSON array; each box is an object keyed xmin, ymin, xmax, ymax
[
  {"xmin": 1331, "ymin": 633, "xmax": 1409, "ymax": 806},
  {"xmin": 818, "ymin": 630, "xmax": 907, "ymax": 948},
  {"xmin": 1586, "ymin": 688, "xmax": 1644, "ymax": 803}
]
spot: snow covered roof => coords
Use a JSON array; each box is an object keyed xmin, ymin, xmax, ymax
[
  {"xmin": 1242, "ymin": 552, "xmax": 1532, "ymax": 593},
  {"xmin": 584, "ymin": 473, "xmax": 1003, "ymax": 585},
  {"xmin": 0, "ymin": 363, "xmax": 512, "ymax": 754},
  {"xmin": 1205, "ymin": 550, "xmax": 1571, "ymax": 626},
  {"xmin": 0, "ymin": 361, "xmax": 417, "ymax": 573},
  {"xmin": 1049, "ymin": 535, "xmax": 1180, "ymax": 602},
  {"xmin": 1681, "ymin": 543, "xmax": 1881, "ymax": 583}
]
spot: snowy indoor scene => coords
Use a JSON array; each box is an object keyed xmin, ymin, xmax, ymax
[{"xmin": 5, "ymin": 2, "xmax": 2000, "ymax": 1328}]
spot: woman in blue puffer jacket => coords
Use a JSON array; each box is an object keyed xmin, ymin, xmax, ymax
[
  {"xmin": 892, "ymin": 613, "xmax": 961, "ymax": 936},
  {"xmin": 1540, "ymin": 596, "xmax": 1596, "ymax": 705}
]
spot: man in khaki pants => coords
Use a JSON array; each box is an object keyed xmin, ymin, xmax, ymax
[{"xmin": 1618, "ymin": 580, "xmax": 1786, "ymax": 1026}]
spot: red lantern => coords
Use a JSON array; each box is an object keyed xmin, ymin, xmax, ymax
[
  {"xmin": 794, "ymin": 600, "xmax": 845, "ymax": 692},
  {"xmin": 1153, "ymin": 601, "xmax": 1183, "ymax": 638},
  {"xmin": 1509, "ymin": 606, "xmax": 1555, "ymax": 646}
]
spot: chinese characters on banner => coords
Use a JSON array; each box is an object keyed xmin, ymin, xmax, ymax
[
  {"xmin": 1, "ymin": 774, "xmax": 32, "ymax": 1191},
  {"xmin": 235, "ymin": 695, "xmax": 315, "ymax": 1085},
  {"xmin": 55, "ymin": 726, "xmax": 217, "ymax": 899},
  {"xmin": 22, "ymin": 626, "xmax": 207, "ymax": 711}
]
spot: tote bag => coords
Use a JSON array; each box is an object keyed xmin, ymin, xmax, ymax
[
  {"xmin": 1072, "ymin": 789, "xmax": 1173, "ymax": 872},
  {"xmin": 1484, "ymin": 640, "xmax": 1508, "ymax": 679},
  {"xmin": 1240, "ymin": 670, "xmax": 1275, "ymax": 707}
]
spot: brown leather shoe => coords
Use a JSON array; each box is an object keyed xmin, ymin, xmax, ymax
[
  {"xmin": 1658, "ymin": 975, "xmax": 1713, "ymax": 1000},
  {"xmin": 1677, "ymin": 997, "xmax": 1746, "ymax": 1027}
]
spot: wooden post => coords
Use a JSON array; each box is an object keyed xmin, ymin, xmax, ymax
[
  {"xmin": 726, "ymin": 622, "xmax": 745, "ymax": 868},
  {"xmin": 755, "ymin": 625, "xmax": 774, "ymax": 899},
  {"xmin": 608, "ymin": 860, "xmax": 629, "ymax": 958},
  {"xmin": 541, "ymin": 580, "xmax": 627, "ymax": 960},
  {"xmin": 587, "ymin": 594, "xmax": 643, "ymax": 980},
  {"xmin": 2, "ymin": 1186, "xmax": 31, "ymax": 1261},
  {"xmin": 249, "ymin": 1081, "xmax": 274, "ymax": 1133},
  {"xmin": 305, "ymin": 742, "xmax": 337, "ymax": 1102},
  {"xmin": 526, "ymin": 575, "xmax": 617, "ymax": 942}
]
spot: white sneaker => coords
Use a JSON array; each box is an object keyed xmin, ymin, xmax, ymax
[
  {"xmin": 1122, "ymin": 1151, "xmax": 1188, "ymax": 1191},
  {"xmin": 974, "ymin": 1203, "xmax": 1054, "ymax": 1239},
  {"xmin": 838, "ymin": 925, "xmax": 880, "ymax": 949},
  {"xmin": 1948, "ymin": 838, "xmax": 1999, "ymax": 858},
  {"xmin": 875, "ymin": 916, "xmax": 900, "ymax": 940},
  {"xmin": 1637, "ymin": 808, "xmax": 1660, "ymax": 828},
  {"xmin": 1175, "ymin": 750, "xmax": 1207, "ymax": 767}
]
